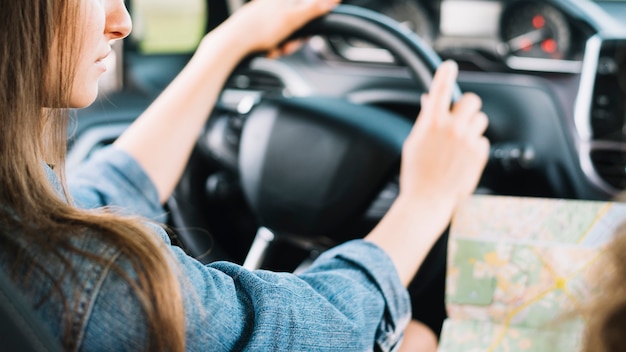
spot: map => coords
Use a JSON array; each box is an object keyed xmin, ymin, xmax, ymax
[{"xmin": 438, "ymin": 195, "xmax": 626, "ymax": 352}]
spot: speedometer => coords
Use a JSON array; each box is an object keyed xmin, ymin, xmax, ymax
[
  {"xmin": 500, "ymin": 1, "xmax": 571, "ymax": 60},
  {"xmin": 346, "ymin": 0, "xmax": 434, "ymax": 43},
  {"xmin": 326, "ymin": 0, "xmax": 435, "ymax": 63},
  {"xmin": 379, "ymin": 0, "xmax": 434, "ymax": 44}
]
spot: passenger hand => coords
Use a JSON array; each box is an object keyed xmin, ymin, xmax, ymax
[
  {"xmin": 225, "ymin": 0, "xmax": 340, "ymax": 54},
  {"xmin": 399, "ymin": 60, "xmax": 489, "ymax": 209}
]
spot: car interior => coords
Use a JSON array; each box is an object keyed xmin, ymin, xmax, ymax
[{"xmin": 7, "ymin": 0, "xmax": 626, "ymax": 348}]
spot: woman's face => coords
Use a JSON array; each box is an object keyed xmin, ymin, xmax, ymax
[{"xmin": 69, "ymin": 0, "xmax": 132, "ymax": 108}]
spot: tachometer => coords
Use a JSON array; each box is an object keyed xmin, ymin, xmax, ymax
[
  {"xmin": 500, "ymin": 1, "xmax": 571, "ymax": 60},
  {"xmin": 326, "ymin": 0, "xmax": 435, "ymax": 63},
  {"xmin": 346, "ymin": 0, "xmax": 434, "ymax": 43},
  {"xmin": 380, "ymin": 0, "xmax": 434, "ymax": 44}
]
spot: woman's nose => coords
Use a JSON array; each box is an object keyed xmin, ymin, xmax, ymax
[{"xmin": 106, "ymin": 0, "xmax": 132, "ymax": 41}]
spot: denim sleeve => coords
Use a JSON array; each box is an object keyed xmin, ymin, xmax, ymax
[
  {"xmin": 67, "ymin": 148, "xmax": 410, "ymax": 350},
  {"xmin": 80, "ymin": 238, "xmax": 410, "ymax": 351},
  {"xmin": 67, "ymin": 146, "xmax": 165, "ymax": 221},
  {"xmin": 177, "ymin": 239, "xmax": 410, "ymax": 351}
]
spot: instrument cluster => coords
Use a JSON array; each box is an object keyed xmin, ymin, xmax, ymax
[{"xmin": 338, "ymin": 0, "xmax": 591, "ymax": 73}]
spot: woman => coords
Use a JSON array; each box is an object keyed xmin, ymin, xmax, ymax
[{"xmin": 0, "ymin": 0, "xmax": 489, "ymax": 350}]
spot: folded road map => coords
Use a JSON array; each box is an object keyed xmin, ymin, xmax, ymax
[{"xmin": 439, "ymin": 195, "xmax": 626, "ymax": 352}]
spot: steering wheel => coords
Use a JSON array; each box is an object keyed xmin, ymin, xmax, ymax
[
  {"xmin": 170, "ymin": 4, "xmax": 462, "ymax": 267},
  {"xmin": 238, "ymin": 5, "xmax": 461, "ymax": 261},
  {"xmin": 168, "ymin": 4, "xmax": 460, "ymax": 335}
]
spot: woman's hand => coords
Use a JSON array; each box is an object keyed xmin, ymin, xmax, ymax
[
  {"xmin": 365, "ymin": 60, "xmax": 489, "ymax": 286},
  {"xmin": 399, "ymin": 60, "xmax": 489, "ymax": 211},
  {"xmin": 223, "ymin": 0, "xmax": 340, "ymax": 55}
]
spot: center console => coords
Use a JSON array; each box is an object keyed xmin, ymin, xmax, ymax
[
  {"xmin": 590, "ymin": 40, "xmax": 626, "ymax": 142},
  {"xmin": 577, "ymin": 37, "xmax": 626, "ymax": 194}
]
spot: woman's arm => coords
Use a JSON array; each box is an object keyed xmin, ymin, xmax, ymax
[
  {"xmin": 113, "ymin": 0, "xmax": 339, "ymax": 203},
  {"xmin": 365, "ymin": 61, "xmax": 490, "ymax": 286},
  {"xmin": 112, "ymin": 0, "xmax": 488, "ymax": 291}
]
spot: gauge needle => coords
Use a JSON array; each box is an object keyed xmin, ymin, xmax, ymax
[{"xmin": 507, "ymin": 28, "xmax": 546, "ymax": 53}]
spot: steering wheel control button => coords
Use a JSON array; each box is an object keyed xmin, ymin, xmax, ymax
[
  {"xmin": 589, "ymin": 40, "xmax": 626, "ymax": 142},
  {"xmin": 237, "ymin": 94, "xmax": 261, "ymax": 115},
  {"xmin": 489, "ymin": 143, "xmax": 536, "ymax": 171}
]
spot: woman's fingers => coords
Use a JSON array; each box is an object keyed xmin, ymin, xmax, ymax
[
  {"xmin": 451, "ymin": 92, "xmax": 482, "ymax": 130},
  {"xmin": 468, "ymin": 111, "xmax": 489, "ymax": 137},
  {"xmin": 451, "ymin": 92, "xmax": 482, "ymax": 116},
  {"xmin": 420, "ymin": 60, "xmax": 458, "ymax": 123},
  {"xmin": 401, "ymin": 59, "xmax": 489, "ymax": 204},
  {"xmin": 266, "ymin": 39, "xmax": 305, "ymax": 59},
  {"xmin": 418, "ymin": 65, "xmax": 487, "ymax": 142},
  {"xmin": 232, "ymin": 0, "xmax": 340, "ymax": 53}
]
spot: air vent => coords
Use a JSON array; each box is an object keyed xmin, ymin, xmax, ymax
[
  {"xmin": 589, "ymin": 40, "xmax": 626, "ymax": 142},
  {"xmin": 590, "ymin": 148, "xmax": 626, "ymax": 190},
  {"xmin": 225, "ymin": 70, "xmax": 285, "ymax": 93}
]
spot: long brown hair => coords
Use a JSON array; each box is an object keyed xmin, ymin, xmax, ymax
[
  {"xmin": 0, "ymin": 1, "xmax": 185, "ymax": 350},
  {"xmin": 582, "ymin": 221, "xmax": 626, "ymax": 352}
]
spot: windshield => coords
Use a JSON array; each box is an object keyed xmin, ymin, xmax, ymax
[{"xmin": 130, "ymin": 0, "xmax": 207, "ymax": 54}]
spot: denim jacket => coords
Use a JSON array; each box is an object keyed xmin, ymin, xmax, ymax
[{"xmin": 32, "ymin": 146, "xmax": 411, "ymax": 351}]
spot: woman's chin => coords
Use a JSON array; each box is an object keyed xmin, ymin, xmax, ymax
[{"xmin": 69, "ymin": 90, "xmax": 99, "ymax": 109}]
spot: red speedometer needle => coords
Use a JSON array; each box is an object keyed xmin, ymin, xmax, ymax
[{"xmin": 507, "ymin": 28, "xmax": 546, "ymax": 53}]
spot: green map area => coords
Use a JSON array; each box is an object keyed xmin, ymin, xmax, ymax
[{"xmin": 439, "ymin": 195, "xmax": 626, "ymax": 352}]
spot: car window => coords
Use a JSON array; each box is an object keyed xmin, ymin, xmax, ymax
[
  {"xmin": 98, "ymin": 0, "xmax": 213, "ymax": 94},
  {"xmin": 130, "ymin": 0, "xmax": 208, "ymax": 54}
]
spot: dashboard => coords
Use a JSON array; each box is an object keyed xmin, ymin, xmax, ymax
[
  {"xmin": 325, "ymin": 0, "xmax": 594, "ymax": 72},
  {"xmin": 72, "ymin": 0, "xmax": 626, "ymax": 202},
  {"xmin": 219, "ymin": 0, "xmax": 626, "ymax": 201},
  {"xmin": 67, "ymin": 0, "xmax": 626, "ymax": 267}
]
